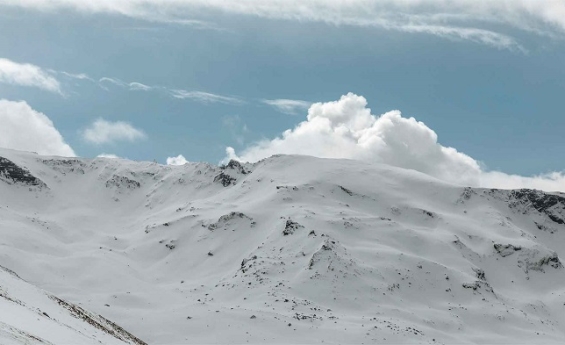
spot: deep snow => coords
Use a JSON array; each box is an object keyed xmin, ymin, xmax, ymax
[{"xmin": 1, "ymin": 148, "xmax": 565, "ymax": 344}]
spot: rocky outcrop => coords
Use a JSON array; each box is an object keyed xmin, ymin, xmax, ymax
[
  {"xmin": 105, "ymin": 175, "xmax": 141, "ymax": 189},
  {"xmin": 485, "ymin": 188, "xmax": 565, "ymax": 226},
  {"xmin": 213, "ymin": 172, "xmax": 237, "ymax": 187},
  {"xmin": 508, "ymin": 189, "xmax": 565, "ymax": 225},
  {"xmin": 0, "ymin": 157, "xmax": 46, "ymax": 188}
]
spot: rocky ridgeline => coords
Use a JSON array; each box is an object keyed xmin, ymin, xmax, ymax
[
  {"xmin": 0, "ymin": 156, "xmax": 46, "ymax": 188},
  {"xmin": 41, "ymin": 158, "xmax": 87, "ymax": 175},
  {"xmin": 50, "ymin": 296, "xmax": 148, "ymax": 345},
  {"xmin": 507, "ymin": 189, "xmax": 565, "ymax": 225},
  {"xmin": 460, "ymin": 187, "xmax": 565, "ymax": 227}
]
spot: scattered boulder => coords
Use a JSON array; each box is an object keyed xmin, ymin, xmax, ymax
[
  {"xmin": 494, "ymin": 243, "xmax": 522, "ymax": 257},
  {"xmin": 208, "ymin": 212, "xmax": 253, "ymax": 231},
  {"xmin": 283, "ymin": 220, "xmax": 304, "ymax": 236}
]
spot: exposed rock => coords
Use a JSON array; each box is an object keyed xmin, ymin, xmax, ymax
[
  {"xmin": 338, "ymin": 185, "xmax": 354, "ymax": 196},
  {"xmin": 41, "ymin": 158, "xmax": 87, "ymax": 175},
  {"xmin": 489, "ymin": 188, "xmax": 565, "ymax": 226},
  {"xmin": 222, "ymin": 160, "xmax": 249, "ymax": 175},
  {"xmin": 462, "ymin": 280, "xmax": 494, "ymax": 295},
  {"xmin": 50, "ymin": 295, "xmax": 147, "ymax": 345},
  {"xmin": 208, "ymin": 212, "xmax": 253, "ymax": 231},
  {"xmin": 457, "ymin": 187, "xmax": 476, "ymax": 204},
  {"xmin": 283, "ymin": 219, "xmax": 304, "ymax": 236},
  {"xmin": 0, "ymin": 157, "xmax": 46, "ymax": 188},
  {"xmin": 213, "ymin": 172, "xmax": 236, "ymax": 187},
  {"xmin": 494, "ymin": 243, "xmax": 562, "ymax": 274},
  {"xmin": 106, "ymin": 175, "xmax": 141, "ymax": 189},
  {"xmin": 494, "ymin": 243, "xmax": 522, "ymax": 257},
  {"xmin": 473, "ymin": 268, "xmax": 486, "ymax": 281}
]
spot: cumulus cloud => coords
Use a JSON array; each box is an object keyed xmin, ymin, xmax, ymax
[
  {"xmin": 82, "ymin": 118, "xmax": 146, "ymax": 144},
  {"xmin": 0, "ymin": 99, "xmax": 75, "ymax": 156},
  {"xmin": 226, "ymin": 93, "xmax": 565, "ymax": 192},
  {"xmin": 171, "ymin": 90, "xmax": 244, "ymax": 105},
  {"xmin": 167, "ymin": 154, "xmax": 188, "ymax": 165},
  {"xmin": 0, "ymin": 58, "xmax": 62, "ymax": 94},
  {"xmin": 3, "ymin": 1, "xmax": 565, "ymax": 49},
  {"xmin": 263, "ymin": 99, "xmax": 312, "ymax": 115}
]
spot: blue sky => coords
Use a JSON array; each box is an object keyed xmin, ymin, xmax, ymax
[{"xmin": 1, "ymin": 1, "xmax": 565, "ymax": 190}]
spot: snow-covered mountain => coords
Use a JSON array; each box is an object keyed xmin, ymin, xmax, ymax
[{"xmin": 1, "ymin": 147, "xmax": 565, "ymax": 344}]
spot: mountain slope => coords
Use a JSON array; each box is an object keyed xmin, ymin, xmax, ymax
[
  {"xmin": 1, "ymin": 148, "xmax": 565, "ymax": 344},
  {"xmin": 0, "ymin": 264, "xmax": 146, "ymax": 345}
]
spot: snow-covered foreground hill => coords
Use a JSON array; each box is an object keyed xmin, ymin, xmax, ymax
[{"xmin": 1, "ymin": 148, "xmax": 565, "ymax": 344}]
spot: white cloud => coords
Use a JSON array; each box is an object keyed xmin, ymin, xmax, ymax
[
  {"xmin": 226, "ymin": 93, "xmax": 565, "ymax": 192},
  {"xmin": 0, "ymin": 58, "xmax": 62, "ymax": 94},
  {"xmin": 171, "ymin": 90, "xmax": 244, "ymax": 104},
  {"xmin": 128, "ymin": 82, "xmax": 152, "ymax": 91},
  {"xmin": 97, "ymin": 153, "xmax": 120, "ymax": 159},
  {"xmin": 3, "ymin": 1, "xmax": 565, "ymax": 49},
  {"xmin": 167, "ymin": 154, "xmax": 188, "ymax": 165},
  {"xmin": 99, "ymin": 77, "xmax": 126, "ymax": 88},
  {"xmin": 0, "ymin": 99, "xmax": 75, "ymax": 156},
  {"xmin": 263, "ymin": 99, "xmax": 312, "ymax": 115},
  {"xmin": 82, "ymin": 118, "xmax": 146, "ymax": 144},
  {"xmin": 61, "ymin": 71, "xmax": 95, "ymax": 83},
  {"xmin": 480, "ymin": 171, "xmax": 565, "ymax": 193}
]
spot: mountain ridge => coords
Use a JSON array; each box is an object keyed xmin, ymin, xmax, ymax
[{"xmin": 1, "ymin": 148, "xmax": 564, "ymax": 344}]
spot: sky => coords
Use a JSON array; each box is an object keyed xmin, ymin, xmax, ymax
[{"xmin": 1, "ymin": 0, "xmax": 565, "ymax": 191}]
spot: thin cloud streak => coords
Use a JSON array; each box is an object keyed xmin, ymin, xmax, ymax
[
  {"xmin": 171, "ymin": 90, "xmax": 244, "ymax": 105},
  {"xmin": 263, "ymin": 99, "xmax": 313, "ymax": 115},
  {"xmin": 2, "ymin": 1, "xmax": 565, "ymax": 49}
]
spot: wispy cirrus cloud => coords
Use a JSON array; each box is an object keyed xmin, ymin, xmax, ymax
[
  {"xmin": 263, "ymin": 99, "xmax": 312, "ymax": 115},
  {"xmin": 60, "ymin": 71, "xmax": 95, "ymax": 83},
  {"xmin": 171, "ymin": 90, "xmax": 244, "ymax": 105},
  {"xmin": 128, "ymin": 82, "xmax": 152, "ymax": 91},
  {"xmin": 82, "ymin": 118, "xmax": 146, "ymax": 145},
  {"xmin": 99, "ymin": 77, "xmax": 127, "ymax": 88},
  {"xmin": 97, "ymin": 77, "xmax": 239, "ymax": 104},
  {"xmin": 2, "ymin": 1, "xmax": 565, "ymax": 50},
  {"xmin": 0, "ymin": 58, "xmax": 62, "ymax": 94}
]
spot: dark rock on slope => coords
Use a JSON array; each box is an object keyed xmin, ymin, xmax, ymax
[{"xmin": 0, "ymin": 157, "xmax": 46, "ymax": 187}]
